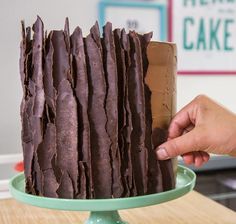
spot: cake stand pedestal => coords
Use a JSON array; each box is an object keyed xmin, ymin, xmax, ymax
[{"xmin": 9, "ymin": 165, "xmax": 196, "ymax": 224}]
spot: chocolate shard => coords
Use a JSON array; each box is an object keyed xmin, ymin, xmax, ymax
[
  {"xmin": 128, "ymin": 31, "xmax": 148, "ymax": 195},
  {"xmin": 71, "ymin": 27, "xmax": 93, "ymax": 199},
  {"xmin": 84, "ymin": 23, "xmax": 112, "ymax": 198},
  {"xmin": 23, "ymin": 142, "xmax": 34, "ymax": 193},
  {"xmin": 20, "ymin": 22, "xmax": 33, "ymax": 192},
  {"xmin": 113, "ymin": 29, "xmax": 128, "ymax": 196},
  {"xmin": 113, "ymin": 28, "xmax": 134, "ymax": 197},
  {"xmin": 32, "ymin": 151, "xmax": 43, "ymax": 195},
  {"xmin": 153, "ymin": 128, "xmax": 175, "ymax": 190},
  {"xmin": 90, "ymin": 21, "xmax": 102, "ymax": 50},
  {"xmin": 21, "ymin": 95, "xmax": 34, "ymax": 193},
  {"xmin": 77, "ymin": 161, "xmax": 87, "ymax": 199},
  {"xmin": 64, "ymin": 17, "xmax": 70, "ymax": 51},
  {"xmin": 20, "ymin": 21, "xmax": 26, "ymax": 92},
  {"xmin": 31, "ymin": 17, "xmax": 45, "ymax": 186},
  {"xmin": 138, "ymin": 33, "xmax": 163, "ymax": 193},
  {"xmin": 37, "ymin": 123, "xmax": 56, "ymax": 171},
  {"xmin": 56, "ymin": 172, "xmax": 74, "ymax": 199},
  {"xmin": 23, "ymin": 16, "xmax": 45, "ymax": 196},
  {"xmin": 120, "ymin": 29, "xmax": 137, "ymax": 196},
  {"xmin": 55, "ymin": 79, "xmax": 78, "ymax": 197},
  {"xmin": 51, "ymin": 30, "xmax": 79, "ymax": 197},
  {"xmin": 44, "ymin": 33, "xmax": 56, "ymax": 117},
  {"xmin": 20, "ymin": 21, "xmax": 32, "ymax": 98},
  {"xmin": 138, "ymin": 33, "xmax": 153, "ymax": 76},
  {"xmin": 37, "ymin": 123, "xmax": 59, "ymax": 197},
  {"xmin": 102, "ymin": 23, "xmax": 123, "ymax": 198},
  {"xmin": 64, "ymin": 18, "xmax": 74, "ymax": 87},
  {"xmin": 43, "ymin": 169, "xmax": 59, "ymax": 198},
  {"xmin": 32, "ymin": 16, "xmax": 45, "ymax": 117}
]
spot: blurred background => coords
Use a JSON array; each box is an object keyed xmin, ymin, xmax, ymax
[{"xmin": 0, "ymin": 0, "xmax": 236, "ymax": 210}]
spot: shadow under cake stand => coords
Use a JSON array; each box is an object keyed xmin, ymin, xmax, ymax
[{"xmin": 9, "ymin": 165, "xmax": 196, "ymax": 224}]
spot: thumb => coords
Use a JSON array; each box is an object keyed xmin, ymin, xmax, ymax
[{"xmin": 156, "ymin": 129, "xmax": 200, "ymax": 160}]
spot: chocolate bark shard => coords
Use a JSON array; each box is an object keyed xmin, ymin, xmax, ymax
[
  {"xmin": 71, "ymin": 27, "xmax": 93, "ymax": 199},
  {"xmin": 37, "ymin": 123, "xmax": 56, "ymax": 171},
  {"xmin": 64, "ymin": 18, "xmax": 74, "ymax": 87},
  {"xmin": 44, "ymin": 33, "xmax": 56, "ymax": 117},
  {"xmin": 51, "ymin": 30, "xmax": 79, "ymax": 197},
  {"xmin": 138, "ymin": 33, "xmax": 153, "ymax": 77},
  {"xmin": 37, "ymin": 123, "xmax": 59, "ymax": 197},
  {"xmin": 33, "ymin": 151, "xmax": 43, "ymax": 195},
  {"xmin": 153, "ymin": 128, "xmax": 175, "ymax": 190},
  {"xmin": 20, "ymin": 21, "xmax": 32, "ymax": 99},
  {"xmin": 32, "ymin": 16, "xmax": 45, "ymax": 117},
  {"xmin": 120, "ymin": 29, "xmax": 137, "ymax": 196},
  {"xmin": 57, "ymin": 172, "xmax": 74, "ymax": 199},
  {"xmin": 20, "ymin": 23, "xmax": 33, "ymax": 187},
  {"xmin": 146, "ymin": 93, "xmax": 163, "ymax": 193},
  {"xmin": 55, "ymin": 79, "xmax": 78, "ymax": 197},
  {"xmin": 113, "ymin": 29, "xmax": 128, "ymax": 196},
  {"xmin": 128, "ymin": 31, "xmax": 148, "ymax": 195},
  {"xmin": 102, "ymin": 23, "xmax": 123, "ymax": 198},
  {"xmin": 77, "ymin": 161, "xmax": 87, "ymax": 199},
  {"xmin": 21, "ymin": 96, "xmax": 34, "ymax": 193},
  {"xmin": 90, "ymin": 21, "xmax": 102, "ymax": 50},
  {"xmin": 21, "ymin": 16, "xmax": 46, "ymax": 195},
  {"xmin": 84, "ymin": 24, "xmax": 112, "ymax": 198},
  {"xmin": 20, "ymin": 21, "xmax": 26, "ymax": 93},
  {"xmin": 23, "ymin": 142, "xmax": 34, "ymax": 193},
  {"xmin": 31, "ymin": 17, "xmax": 45, "ymax": 195},
  {"xmin": 138, "ymin": 33, "xmax": 163, "ymax": 193},
  {"xmin": 43, "ymin": 169, "xmax": 59, "ymax": 198}
]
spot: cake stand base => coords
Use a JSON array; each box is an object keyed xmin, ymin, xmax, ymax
[
  {"xmin": 9, "ymin": 165, "xmax": 196, "ymax": 224},
  {"xmin": 86, "ymin": 211, "xmax": 127, "ymax": 224}
]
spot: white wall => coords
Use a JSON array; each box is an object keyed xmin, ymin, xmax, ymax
[
  {"xmin": 1, "ymin": 0, "xmax": 236, "ymax": 155},
  {"xmin": 177, "ymin": 75, "xmax": 236, "ymax": 112},
  {"xmin": 0, "ymin": 0, "xmax": 98, "ymax": 154}
]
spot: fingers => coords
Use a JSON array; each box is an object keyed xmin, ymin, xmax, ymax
[
  {"xmin": 182, "ymin": 151, "xmax": 210, "ymax": 167},
  {"xmin": 200, "ymin": 151, "xmax": 210, "ymax": 163},
  {"xmin": 168, "ymin": 100, "xmax": 197, "ymax": 139},
  {"xmin": 156, "ymin": 130, "xmax": 199, "ymax": 159},
  {"xmin": 182, "ymin": 152, "xmax": 194, "ymax": 164}
]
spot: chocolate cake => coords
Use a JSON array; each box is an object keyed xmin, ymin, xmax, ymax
[{"xmin": 20, "ymin": 16, "xmax": 177, "ymax": 199}]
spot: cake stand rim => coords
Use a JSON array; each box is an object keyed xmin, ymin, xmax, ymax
[{"xmin": 9, "ymin": 165, "xmax": 196, "ymax": 211}]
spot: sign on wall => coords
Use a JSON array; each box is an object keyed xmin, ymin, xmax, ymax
[
  {"xmin": 169, "ymin": 0, "xmax": 236, "ymax": 74},
  {"xmin": 98, "ymin": 0, "xmax": 167, "ymax": 41}
]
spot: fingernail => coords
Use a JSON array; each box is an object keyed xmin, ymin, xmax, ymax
[{"xmin": 156, "ymin": 147, "xmax": 169, "ymax": 160}]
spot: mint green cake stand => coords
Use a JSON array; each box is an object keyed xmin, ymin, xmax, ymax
[{"xmin": 9, "ymin": 165, "xmax": 196, "ymax": 224}]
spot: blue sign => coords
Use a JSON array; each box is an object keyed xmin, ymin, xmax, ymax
[{"xmin": 98, "ymin": 0, "xmax": 168, "ymax": 41}]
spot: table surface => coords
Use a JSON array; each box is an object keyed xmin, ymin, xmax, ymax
[{"xmin": 0, "ymin": 191, "xmax": 236, "ymax": 224}]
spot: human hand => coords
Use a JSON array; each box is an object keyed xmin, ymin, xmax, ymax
[{"xmin": 156, "ymin": 95, "xmax": 236, "ymax": 167}]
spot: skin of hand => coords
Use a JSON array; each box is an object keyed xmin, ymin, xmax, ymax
[{"xmin": 156, "ymin": 95, "xmax": 236, "ymax": 167}]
